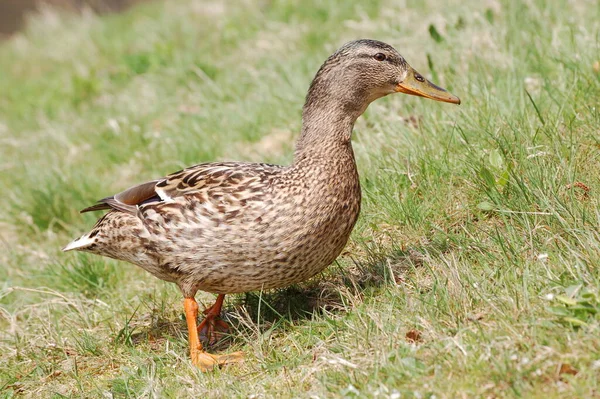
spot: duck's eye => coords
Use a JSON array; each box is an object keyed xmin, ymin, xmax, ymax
[{"xmin": 373, "ymin": 53, "xmax": 387, "ymax": 62}]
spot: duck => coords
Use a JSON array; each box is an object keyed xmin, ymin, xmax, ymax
[{"xmin": 63, "ymin": 39, "xmax": 460, "ymax": 371}]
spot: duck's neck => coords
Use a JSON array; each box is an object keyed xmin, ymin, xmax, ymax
[{"xmin": 293, "ymin": 97, "xmax": 367, "ymax": 163}]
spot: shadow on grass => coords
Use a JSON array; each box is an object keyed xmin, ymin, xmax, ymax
[
  {"xmin": 120, "ymin": 243, "xmax": 442, "ymax": 351},
  {"xmin": 235, "ymin": 248, "xmax": 420, "ymax": 324},
  {"xmin": 119, "ymin": 230, "xmax": 467, "ymax": 353},
  {"xmin": 233, "ymin": 230, "xmax": 468, "ymax": 329}
]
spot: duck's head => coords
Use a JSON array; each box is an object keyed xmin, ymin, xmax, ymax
[{"xmin": 304, "ymin": 39, "xmax": 460, "ymax": 119}]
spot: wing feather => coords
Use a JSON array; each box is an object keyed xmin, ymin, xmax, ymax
[{"xmin": 80, "ymin": 162, "xmax": 281, "ymax": 215}]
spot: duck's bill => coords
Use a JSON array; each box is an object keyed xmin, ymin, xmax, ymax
[{"xmin": 395, "ymin": 67, "xmax": 461, "ymax": 105}]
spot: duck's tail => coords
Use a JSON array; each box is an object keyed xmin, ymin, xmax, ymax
[
  {"xmin": 62, "ymin": 232, "xmax": 97, "ymax": 252},
  {"xmin": 62, "ymin": 213, "xmax": 108, "ymax": 252}
]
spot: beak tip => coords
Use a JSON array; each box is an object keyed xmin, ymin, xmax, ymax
[{"xmin": 448, "ymin": 95, "xmax": 461, "ymax": 105}]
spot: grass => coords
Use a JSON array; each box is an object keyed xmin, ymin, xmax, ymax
[{"xmin": 1, "ymin": 0, "xmax": 599, "ymax": 397}]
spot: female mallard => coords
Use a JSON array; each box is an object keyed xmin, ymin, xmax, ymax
[{"xmin": 64, "ymin": 39, "xmax": 460, "ymax": 371}]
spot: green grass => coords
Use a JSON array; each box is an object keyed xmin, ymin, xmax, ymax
[{"xmin": 1, "ymin": 0, "xmax": 600, "ymax": 397}]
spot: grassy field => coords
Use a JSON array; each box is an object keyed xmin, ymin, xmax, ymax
[{"xmin": 1, "ymin": 0, "xmax": 599, "ymax": 397}]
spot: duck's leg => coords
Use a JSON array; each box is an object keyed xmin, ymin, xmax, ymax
[
  {"xmin": 183, "ymin": 297, "xmax": 243, "ymax": 371},
  {"xmin": 197, "ymin": 294, "xmax": 230, "ymax": 345}
]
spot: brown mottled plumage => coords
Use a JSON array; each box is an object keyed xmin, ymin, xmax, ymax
[{"xmin": 64, "ymin": 39, "xmax": 460, "ymax": 371}]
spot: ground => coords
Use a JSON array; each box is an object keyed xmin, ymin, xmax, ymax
[{"xmin": 0, "ymin": 0, "xmax": 599, "ymax": 397}]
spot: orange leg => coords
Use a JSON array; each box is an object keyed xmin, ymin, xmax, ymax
[
  {"xmin": 183, "ymin": 297, "xmax": 243, "ymax": 372},
  {"xmin": 198, "ymin": 294, "xmax": 230, "ymax": 345}
]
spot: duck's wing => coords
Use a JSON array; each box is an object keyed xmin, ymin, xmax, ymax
[
  {"xmin": 80, "ymin": 162, "xmax": 279, "ymax": 216},
  {"xmin": 80, "ymin": 179, "xmax": 161, "ymax": 214}
]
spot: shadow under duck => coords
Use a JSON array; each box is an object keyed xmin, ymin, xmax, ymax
[{"xmin": 64, "ymin": 39, "xmax": 460, "ymax": 371}]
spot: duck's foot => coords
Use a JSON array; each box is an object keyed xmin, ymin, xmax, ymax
[
  {"xmin": 184, "ymin": 296, "xmax": 244, "ymax": 372},
  {"xmin": 192, "ymin": 350, "xmax": 245, "ymax": 372},
  {"xmin": 198, "ymin": 294, "xmax": 230, "ymax": 345},
  {"xmin": 198, "ymin": 315, "xmax": 230, "ymax": 345}
]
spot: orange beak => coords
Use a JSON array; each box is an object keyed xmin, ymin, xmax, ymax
[{"xmin": 395, "ymin": 66, "xmax": 461, "ymax": 105}]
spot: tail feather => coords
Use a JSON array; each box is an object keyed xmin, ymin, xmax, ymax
[
  {"xmin": 62, "ymin": 233, "xmax": 96, "ymax": 252},
  {"xmin": 64, "ymin": 213, "xmax": 110, "ymax": 252}
]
